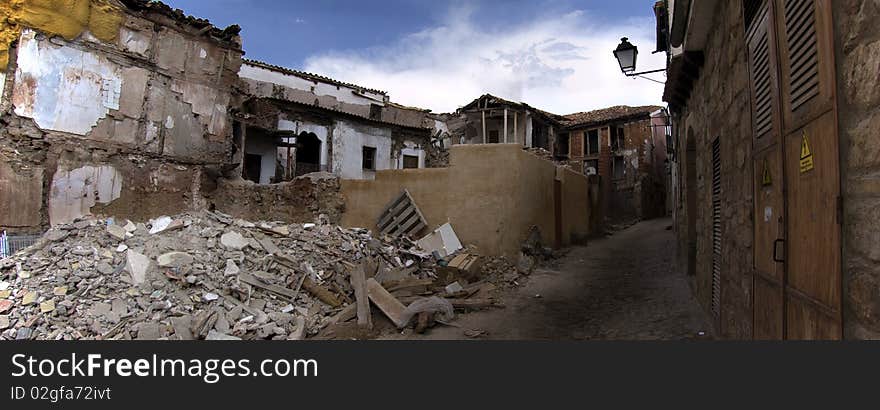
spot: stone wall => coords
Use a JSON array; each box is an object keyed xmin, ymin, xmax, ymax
[
  {"xmin": 671, "ymin": 0, "xmax": 754, "ymax": 338},
  {"xmin": 833, "ymin": 0, "xmax": 880, "ymax": 339},
  {"xmin": 0, "ymin": 5, "xmax": 242, "ymax": 232}
]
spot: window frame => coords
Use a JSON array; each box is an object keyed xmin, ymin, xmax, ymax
[{"xmin": 362, "ymin": 146, "xmax": 377, "ymax": 171}]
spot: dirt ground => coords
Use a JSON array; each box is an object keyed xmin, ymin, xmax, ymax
[{"xmin": 383, "ymin": 217, "xmax": 713, "ymax": 340}]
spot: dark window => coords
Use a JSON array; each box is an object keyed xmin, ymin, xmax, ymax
[
  {"xmin": 587, "ymin": 129, "xmax": 600, "ymax": 155},
  {"xmin": 370, "ymin": 104, "xmax": 382, "ymax": 120},
  {"xmin": 244, "ymin": 154, "xmax": 262, "ymax": 184},
  {"xmin": 488, "ymin": 130, "xmax": 500, "ymax": 143},
  {"xmin": 557, "ymin": 133, "xmax": 570, "ymax": 158},
  {"xmin": 362, "ymin": 146, "xmax": 377, "ymax": 170},
  {"xmin": 613, "ymin": 156, "xmax": 625, "ymax": 179},
  {"xmin": 611, "ymin": 126, "xmax": 625, "ymax": 151},
  {"xmin": 402, "ymin": 155, "xmax": 419, "ymax": 169}
]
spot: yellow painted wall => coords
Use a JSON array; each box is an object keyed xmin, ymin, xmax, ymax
[{"xmin": 0, "ymin": 0, "xmax": 123, "ymax": 70}]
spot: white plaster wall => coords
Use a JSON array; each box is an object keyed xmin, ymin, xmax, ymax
[
  {"xmin": 13, "ymin": 29, "xmax": 123, "ymax": 136},
  {"xmin": 398, "ymin": 140, "xmax": 425, "ymax": 169},
  {"xmin": 49, "ymin": 165, "xmax": 123, "ymax": 226},
  {"xmin": 332, "ymin": 119, "xmax": 392, "ymax": 180},
  {"xmin": 239, "ymin": 63, "xmax": 384, "ymax": 107},
  {"xmin": 244, "ymin": 134, "xmax": 278, "ymax": 185},
  {"xmin": 278, "ymin": 119, "xmax": 330, "ymax": 167}
]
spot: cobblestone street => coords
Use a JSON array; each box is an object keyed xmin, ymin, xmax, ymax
[{"xmin": 396, "ymin": 218, "xmax": 712, "ymax": 340}]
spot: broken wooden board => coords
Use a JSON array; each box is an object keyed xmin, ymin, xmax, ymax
[
  {"xmin": 366, "ymin": 278, "xmax": 408, "ymax": 328},
  {"xmin": 239, "ymin": 273, "xmax": 298, "ymax": 301},
  {"xmin": 350, "ymin": 263, "xmax": 372, "ymax": 329},
  {"xmin": 376, "ymin": 190, "xmax": 428, "ymax": 238},
  {"xmin": 303, "ymin": 277, "xmax": 342, "ymax": 307}
]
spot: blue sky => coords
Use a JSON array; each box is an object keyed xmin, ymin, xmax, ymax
[{"xmin": 164, "ymin": 0, "xmax": 665, "ymax": 114}]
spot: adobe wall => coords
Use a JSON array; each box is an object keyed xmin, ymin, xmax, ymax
[
  {"xmin": 340, "ymin": 144, "xmax": 592, "ymax": 259},
  {"xmin": 833, "ymin": 0, "xmax": 880, "ymax": 339}
]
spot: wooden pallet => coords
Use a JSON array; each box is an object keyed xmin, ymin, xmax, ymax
[{"xmin": 376, "ymin": 190, "xmax": 427, "ymax": 238}]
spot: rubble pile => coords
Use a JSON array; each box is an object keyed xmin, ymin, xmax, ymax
[
  {"xmin": 523, "ymin": 148, "xmax": 580, "ymax": 172},
  {"xmin": 0, "ymin": 211, "xmax": 531, "ymax": 340}
]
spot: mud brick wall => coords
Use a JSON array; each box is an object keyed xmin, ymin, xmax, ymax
[
  {"xmin": 0, "ymin": 3, "xmax": 243, "ymax": 232},
  {"xmin": 340, "ymin": 144, "xmax": 592, "ymax": 259},
  {"xmin": 672, "ymin": 0, "xmax": 754, "ymax": 338},
  {"xmin": 833, "ymin": 0, "xmax": 880, "ymax": 339}
]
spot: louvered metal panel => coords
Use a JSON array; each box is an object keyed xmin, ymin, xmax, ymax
[
  {"xmin": 784, "ymin": 0, "xmax": 819, "ymax": 111},
  {"xmin": 711, "ymin": 138, "xmax": 722, "ymax": 320},
  {"xmin": 751, "ymin": 21, "xmax": 773, "ymax": 139}
]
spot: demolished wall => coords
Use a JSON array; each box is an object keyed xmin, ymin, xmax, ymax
[
  {"xmin": 208, "ymin": 172, "xmax": 345, "ymax": 225},
  {"xmin": 0, "ymin": 3, "xmax": 243, "ymax": 232},
  {"xmin": 340, "ymin": 144, "xmax": 592, "ymax": 259}
]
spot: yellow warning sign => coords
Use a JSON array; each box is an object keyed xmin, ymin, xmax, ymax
[
  {"xmin": 800, "ymin": 132, "xmax": 814, "ymax": 174},
  {"xmin": 762, "ymin": 159, "xmax": 772, "ymax": 186}
]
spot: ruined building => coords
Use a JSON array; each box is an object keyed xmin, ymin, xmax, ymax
[
  {"xmin": 445, "ymin": 95, "xmax": 670, "ymax": 227},
  {"xmin": 658, "ymin": 0, "xmax": 880, "ymax": 339},
  {"xmin": 0, "ymin": 0, "xmax": 244, "ymax": 233},
  {"xmin": 235, "ymin": 59, "xmax": 437, "ymax": 183}
]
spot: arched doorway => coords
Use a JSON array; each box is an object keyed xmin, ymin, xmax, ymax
[{"xmin": 296, "ymin": 132, "xmax": 321, "ymax": 176}]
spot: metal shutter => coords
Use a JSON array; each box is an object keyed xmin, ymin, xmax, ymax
[{"xmin": 711, "ymin": 137, "xmax": 722, "ymax": 320}]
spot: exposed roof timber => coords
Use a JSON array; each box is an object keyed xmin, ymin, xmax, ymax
[
  {"xmin": 251, "ymin": 97, "xmax": 431, "ymax": 132},
  {"xmin": 243, "ymin": 59, "xmax": 388, "ymax": 96}
]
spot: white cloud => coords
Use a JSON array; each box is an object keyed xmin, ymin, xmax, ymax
[{"xmin": 303, "ymin": 6, "xmax": 665, "ymax": 115}]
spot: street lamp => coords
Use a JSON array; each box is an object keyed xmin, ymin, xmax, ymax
[{"xmin": 613, "ymin": 37, "xmax": 666, "ymax": 77}]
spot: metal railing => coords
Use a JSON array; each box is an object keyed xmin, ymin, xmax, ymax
[{"xmin": 0, "ymin": 231, "xmax": 41, "ymax": 259}]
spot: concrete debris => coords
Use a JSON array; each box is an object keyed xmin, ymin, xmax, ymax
[
  {"xmin": 220, "ymin": 231, "xmax": 248, "ymax": 251},
  {"xmin": 106, "ymin": 224, "xmax": 127, "ymax": 241},
  {"xmin": 0, "ymin": 211, "xmax": 548, "ymax": 340}
]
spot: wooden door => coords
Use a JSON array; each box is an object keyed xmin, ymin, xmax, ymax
[
  {"xmin": 748, "ymin": 1, "xmax": 786, "ymax": 340},
  {"xmin": 750, "ymin": 0, "xmax": 841, "ymax": 339}
]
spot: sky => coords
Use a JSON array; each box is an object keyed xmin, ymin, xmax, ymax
[{"xmin": 163, "ymin": 0, "xmax": 666, "ymax": 115}]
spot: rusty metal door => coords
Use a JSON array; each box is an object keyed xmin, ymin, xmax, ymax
[{"xmin": 749, "ymin": 0, "xmax": 841, "ymax": 339}]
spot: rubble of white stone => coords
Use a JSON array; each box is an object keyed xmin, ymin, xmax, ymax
[{"xmin": 0, "ymin": 211, "xmax": 447, "ymax": 340}]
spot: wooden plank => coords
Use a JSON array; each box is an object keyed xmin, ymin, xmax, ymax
[
  {"xmin": 350, "ymin": 263, "xmax": 372, "ymax": 329},
  {"xmin": 239, "ymin": 273, "xmax": 298, "ymax": 300},
  {"xmin": 366, "ymin": 278, "xmax": 408, "ymax": 328}
]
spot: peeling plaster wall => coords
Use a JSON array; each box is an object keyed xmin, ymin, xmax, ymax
[
  {"xmin": 0, "ymin": 5, "xmax": 242, "ymax": 231},
  {"xmin": 332, "ymin": 119, "xmax": 392, "ymax": 180},
  {"xmin": 13, "ymin": 29, "xmax": 122, "ymax": 135},
  {"xmin": 0, "ymin": 0, "xmax": 123, "ymax": 70},
  {"xmin": 48, "ymin": 165, "xmax": 122, "ymax": 225}
]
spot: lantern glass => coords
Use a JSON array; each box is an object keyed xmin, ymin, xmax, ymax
[{"xmin": 614, "ymin": 37, "xmax": 638, "ymax": 74}]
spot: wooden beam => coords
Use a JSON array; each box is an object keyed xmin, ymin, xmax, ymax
[
  {"xmin": 482, "ymin": 110, "xmax": 487, "ymax": 144},
  {"xmin": 350, "ymin": 263, "xmax": 372, "ymax": 329},
  {"xmin": 514, "ymin": 112, "xmax": 518, "ymax": 144},
  {"xmin": 503, "ymin": 108, "xmax": 508, "ymax": 143}
]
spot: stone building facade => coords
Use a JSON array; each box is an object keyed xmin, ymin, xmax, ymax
[{"xmin": 660, "ymin": 0, "xmax": 880, "ymax": 339}]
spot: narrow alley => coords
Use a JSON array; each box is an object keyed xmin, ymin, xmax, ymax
[{"xmin": 393, "ymin": 218, "xmax": 711, "ymax": 340}]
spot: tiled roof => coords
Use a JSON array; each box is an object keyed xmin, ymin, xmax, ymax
[
  {"xmin": 119, "ymin": 0, "xmax": 241, "ymax": 43},
  {"xmin": 243, "ymin": 59, "xmax": 388, "ymax": 96},
  {"xmin": 562, "ymin": 105, "xmax": 663, "ymax": 128}
]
